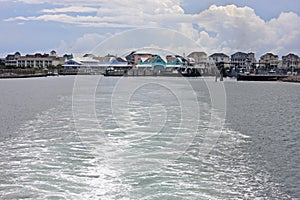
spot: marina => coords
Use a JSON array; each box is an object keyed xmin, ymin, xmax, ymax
[
  {"xmin": 2, "ymin": 51, "xmax": 299, "ymax": 81},
  {"xmin": 1, "ymin": 1, "xmax": 300, "ymax": 199}
]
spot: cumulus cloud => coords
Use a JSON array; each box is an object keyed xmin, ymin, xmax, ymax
[
  {"xmin": 268, "ymin": 12, "xmax": 300, "ymax": 50},
  {"xmin": 6, "ymin": 0, "xmax": 187, "ymax": 27},
  {"xmin": 57, "ymin": 33, "xmax": 112, "ymax": 54},
  {"xmin": 55, "ymin": 28, "xmax": 202, "ymax": 58},
  {"xmin": 90, "ymin": 28, "xmax": 201, "ymax": 56},
  {"xmin": 3, "ymin": 1, "xmax": 300, "ymax": 57},
  {"xmin": 196, "ymin": 5, "xmax": 268, "ymax": 54},
  {"xmin": 195, "ymin": 5, "xmax": 300, "ymax": 56}
]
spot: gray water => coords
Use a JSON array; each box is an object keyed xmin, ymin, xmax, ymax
[{"xmin": 0, "ymin": 76, "xmax": 299, "ymax": 199}]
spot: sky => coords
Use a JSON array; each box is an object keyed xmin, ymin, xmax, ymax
[{"xmin": 0, "ymin": 0, "xmax": 299, "ymax": 59}]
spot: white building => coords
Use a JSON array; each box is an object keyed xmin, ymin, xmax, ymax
[
  {"xmin": 63, "ymin": 54, "xmax": 130, "ymax": 73},
  {"xmin": 5, "ymin": 51, "xmax": 65, "ymax": 68},
  {"xmin": 208, "ymin": 53, "xmax": 230, "ymax": 69},
  {"xmin": 187, "ymin": 51, "xmax": 208, "ymax": 68}
]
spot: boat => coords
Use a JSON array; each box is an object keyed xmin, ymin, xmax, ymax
[
  {"xmin": 177, "ymin": 67, "xmax": 201, "ymax": 77},
  {"xmin": 237, "ymin": 73, "xmax": 288, "ymax": 81},
  {"xmin": 103, "ymin": 67, "xmax": 130, "ymax": 76}
]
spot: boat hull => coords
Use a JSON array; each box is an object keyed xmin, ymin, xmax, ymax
[{"xmin": 237, "ymin": 74, "xmax": 288, "ymax": 81}]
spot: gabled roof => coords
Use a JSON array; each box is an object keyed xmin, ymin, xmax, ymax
[
  {"xmin": 209, "ymin": 53, "xmax": 229, "ymax": 58},
  {"xmin": 231, "ymin": 51, "xmax": 248, "ymax": 56},
  {"xmin": 5, "ymin": 54, "xmax": 17, "ymax": 60},
  {"xmin": 140, "ymin": 57, "xmax": 150, "ymax": 62},
  {"xmin": 83, "ymin": 53, "xmax": 96, "ymax": 58},
  {"xmin": 260, "ymin": 52, "xmax": 278, "ymax": 58},
  {"xmin": 64, "ymin": 59, "xmax": 83, "ymax": 65},
  {"xmin": 140, "ymin": 55, "xmax": 167, "ymax": 64},
  {"xmin": 188, "ymin": 51, "xmax": 207, "ymax": 57},
  {"xmin": 282, "ymin": 53, "xmax": 299, "ymax": 59},
  {"xmin": 116, "ymin": 57, "xmax": 126, "ymax": 62},
  {"xmin": 155, "ymin": 55, "xmax": 167, "ymax": 64},
  {"xmin": 166, "ymin": 56, "xmax": 182, "ymax": 63}
]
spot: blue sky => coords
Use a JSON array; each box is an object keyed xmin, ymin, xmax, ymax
[{"xmin": 0, "ymin": 0, "xmax": 299, "ymax": 58}]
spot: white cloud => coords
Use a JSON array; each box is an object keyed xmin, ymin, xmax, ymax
[
  {"xmin": 194, "ymin": 5, "xmax": 300, "ymax": 56},
  {"xmin": 42, "ymin": 6, "xmax": 98, "ymax": 13},
  {"xmin": 57, "ymin": 33, "xmax": 112, "ymax": 54},
  {"xmin": 57, "ymin": 28, "xmax": 202, "ymax": 57},
  {"xmin": 268, "ymin": 12, "xmax": 300, "ymax": 50},
  {"xmin": 6, "ymin": 0, "xmax": 186, "ymax": 27},
  {"xmin": 3, "ymin": 2, "xmax": 300, "ymax": 57},
  {"xmin": 90, "ymin": 28, "xmax": 201, "ymax": 56}
]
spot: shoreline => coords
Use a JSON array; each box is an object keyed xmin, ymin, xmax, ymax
[
  {"xmin": 1, "ymin": 72, "xmax": 300, "ymax": 84},
  {"xmin": 0, "ymin": 73, "xmax": 48, "ymax": 79}
]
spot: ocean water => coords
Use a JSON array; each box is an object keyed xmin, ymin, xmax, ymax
[{"xmin": 0, "ymin": 76, "xmax": 299, "ymax": 199}]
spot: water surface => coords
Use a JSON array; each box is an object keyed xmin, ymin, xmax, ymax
[{"xmin": 0, "ymin": 76, "xmax": 299, "ymax": 199}]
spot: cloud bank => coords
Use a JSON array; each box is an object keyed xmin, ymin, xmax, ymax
[{"xmin": 3, "ymin": 0, "xmax": 300, "ymax": 57}]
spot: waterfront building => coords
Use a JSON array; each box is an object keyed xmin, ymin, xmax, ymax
[
  {"xmin": 259, "ymin": 53, "xmax": 279, "ymax": 69},
  {"xmin": 230, "ymin": 52, "xmax": 256, "ymax": 70},
  {"xmin": 187, "ymin": 52, "xmax": 208, "ymax": 68},
  {"xmin": 5, "ymin": 52, "xmax": 20, "ymax": 67},
  {"xmin": 125, "ymin": 51, "xmax": 153, "ymax": 65},
  {"xmin": 166, "ymin": 55, "xmax": 184, "ymax": 67},
  {"xmin": 208, "ymin": 53, "xmax": 230, "ymax": 69},
  {"xmin": 137, "ymin": 55, "xmax": 167, "ymax": 69},
  {"xmin": 282, "ymin": 53, "xmax": 300, "ymax": 70},
  {"xmin": 187, "ymin": 51, "xmax": 214, "ymax": 75},
  {"xmin": 209, "ymin": 53, "xmax": 230, "ymax": 63},
  {"xmin": 63, "ymin": 53, "xmax": 130, "ymax": 73},
  {"xmin": 63, "ymin": 55, "xmax": 100, "ymax": 69},
  {"xmin": 5, "ymin": 51, "xmax": 65, "ymax": 68},
  {"xmin": 137, "ymin": 54, "xmax": 187, "ymax": 69}
]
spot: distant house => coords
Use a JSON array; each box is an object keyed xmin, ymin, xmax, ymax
[
  {"xmin": 136, "ymin": 54, "xmax": 187, "ymax": 70},
  {"xmin": 209, "ymin": 53, "xmax": 230, "ymax": 69},
  {"xmin": 259, "ymin": 53, "xmax": 279, "ymax": 69},
  {"xmin": 166, "ymin": 55, "xmax": 183, "ymax": 67},
  {"xmin": 209, "ymin": 53, "xmax": 229, "ymax": 63},
  {"xmin": 137, "ymin": 55, "xmax": 167, "ymax": 69},
  {"xmin": 125, "ymin": 51, "xmax": 153, "ymax": 65},
  {"xmin": 230, "ymin": 52, "xmax": 256, "ymax": 69},
  {"xmin": 5, "ymin": 51, "xmax": 65, "ymax": 68},
  {"xmin": 282, "ymin": 53, "xmax": 299, "ymax": 70},
  {"xmin": 5, "ymin": 52, "xmax": 20, "ymax": 67},
  {"xmin": 187, "ymin": 51, "xmax": 208, "ymax": 68},
  {"xmin": 63, "ymin": 59, "xmax": 89, "ymax": 69}
]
